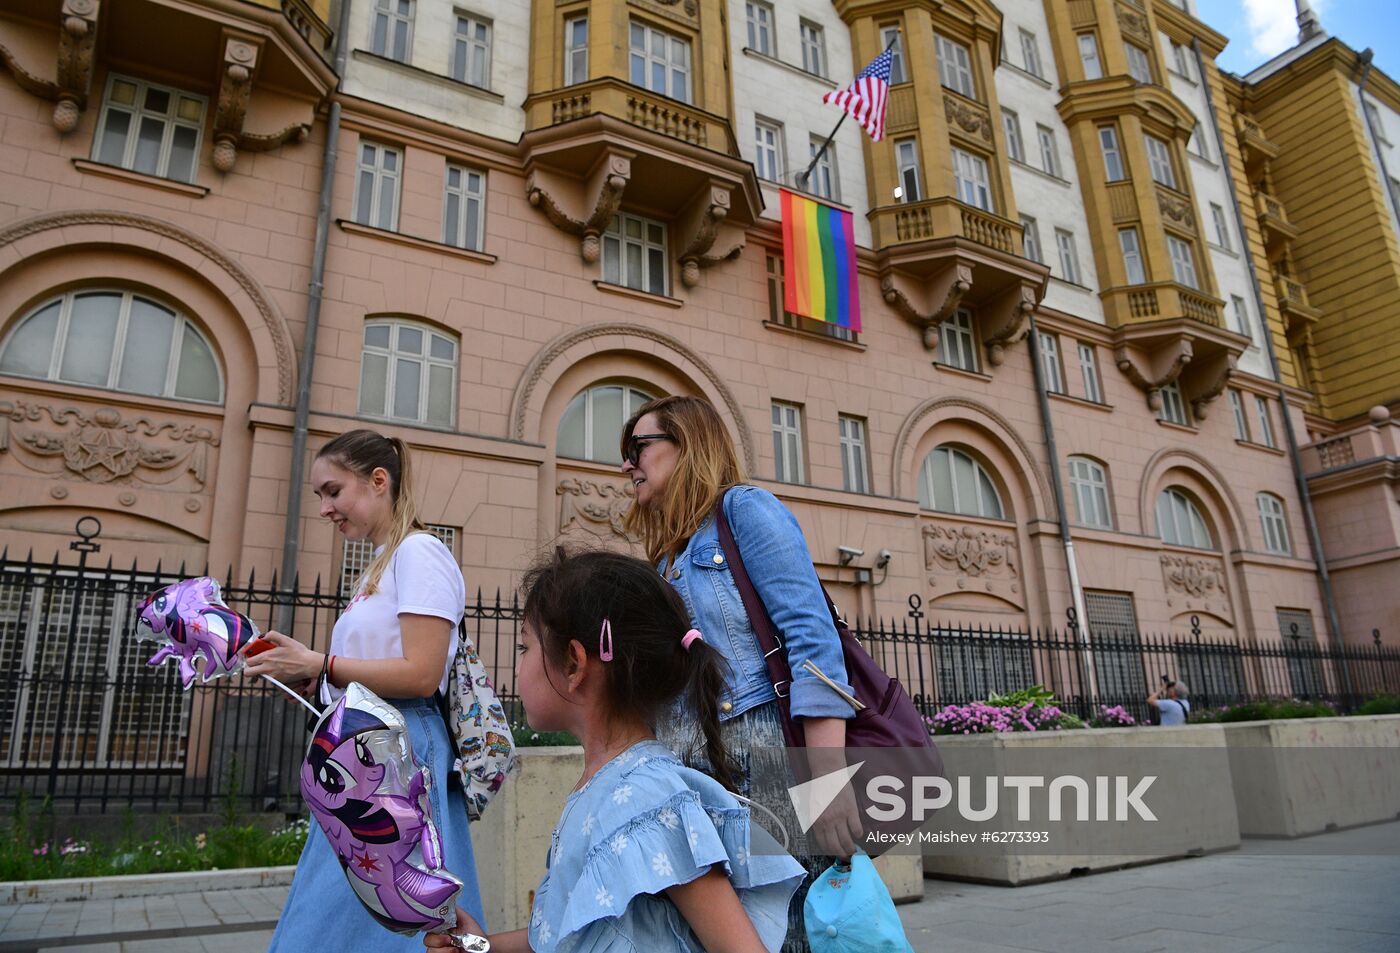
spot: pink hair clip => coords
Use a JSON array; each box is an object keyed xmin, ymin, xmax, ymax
[
  {"xmin": 599, "ymin": 618, "xmax": 614, "ymax": 662},
  {"xmin": 681, "ymin": 628, "xmax": 703, "ymax": 651}
]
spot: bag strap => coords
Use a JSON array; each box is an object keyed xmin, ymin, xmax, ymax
[{"xmin": 714, "ymin": 491, "xmax": 794, "ymax": 700}]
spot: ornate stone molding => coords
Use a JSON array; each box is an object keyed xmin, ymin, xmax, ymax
[
  {"xmin": 0, "ymin": 43, "xmax": 61, "ymax": 101},
  {"xmin": 1117, "ymin": 5, "xmax": 1151, "ymax": 45},
  {"xmin": 0, "ymin": 401, "xmax": 219, "ymax": 487},
  {"xmin": 510, "ymin": 322, "xmax": 756, "ymax": 472},
  {"xmin": 943, "ymin": 93, "xmax": 994, "ymax": 145},
  {"xmin": 677, "ymin": 186, "xmax": 743, "ymax": 288},
  {"xmin": 557, "ymin": 477, "xmax": 635, "ymax": 539},
  {"xmin": 923, "ymin": 522, "xmax": 1022, "ymax": 606},
  {"xmin": 1188, "ymin": 352, "xmax": 1236, "ymax": 421},
  {"xmin": 53, "ymin": 0, "xmax": 99, "ymax": 132},
  {"xmin": 1156, "ymin": 189, "xmax": 1196, "ymax": 232},
  {"xmin": 526, "ymin": 155, "xmax": 631, "ymax": 262},
  {"xmin": 981, "ymin": 284, "xmax": 1036, "ymax": 367},
  {"xmin": 0, "ymin": 210, "xmax": 297, "ymax": 403},
  {"xmin": 880, "ymin": 264, "xmax": 973, "ymax": 351},
  {"xmin": 1160, "ymin": 553, "xmax": 1232, "ymax": 618},
  {"xmin": 212, "ymin": 34, "xmax": 263, "ymax": 173},
  {"xmin": 1115, "ymin": 339, "xmax": 1192, "ymax": 411},
  {"xmin": 629, "ymin": 0, "xmax": 699, "ymax": 27}
]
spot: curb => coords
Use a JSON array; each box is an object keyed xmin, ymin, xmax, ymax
[{"xmin": 1, "ymin": 865, "xmax": 296, "ymax": 904}]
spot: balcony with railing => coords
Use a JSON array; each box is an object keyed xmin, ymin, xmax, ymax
[
  {"xmin": 1237, "ymin": 116, "xmax": 1281, "ymax": 169},
  {"xmin": 1256, "ymin": 190, "xmax": 1300, "ymax": 247},
  {"xmin": 1275, "ymin": 273, "xmax": 1321, "ymax": 330},
  {"xmin": 1103, "ymin": 281, "xmax": 1224, "ymax": 329},
  {"xmin": 525, "ymin": 78, "xmax": 737, "ymax": 155},
  {"xmin": 870, "ymin": 197, "xmax": 1022, "ymax": 256}
]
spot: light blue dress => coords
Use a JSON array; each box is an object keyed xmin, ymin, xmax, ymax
[{"xmin": 528, "ymin": 739, "xmax": 805, "ymax": 953}]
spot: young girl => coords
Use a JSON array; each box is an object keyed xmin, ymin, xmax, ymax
[
  {"xmin": 245, "ymin": 429, "xmax": 486, "ymax": 950},
  {"xmin": 427, "ymin": 549, "xmax": 804, "ymax": 953}
]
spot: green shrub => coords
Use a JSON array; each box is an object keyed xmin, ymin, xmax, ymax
[
  {"xmin": 1214, "ymin": 699, "xmax": 1336, "ymax": 722},
  {"xmin": 1355, "ymin": 694, "xmax": 1400, "ymax": 716}
]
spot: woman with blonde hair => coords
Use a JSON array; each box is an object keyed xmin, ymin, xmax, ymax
[
  {"xmin": 246, "ymin": 428, "xmax": 485, "ymax": 950},
  {"xmin": 620, "ymin": 395, "xmax": 859, "ymax": 953}
]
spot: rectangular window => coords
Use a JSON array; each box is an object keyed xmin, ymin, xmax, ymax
[
  {"xmin": 935, "ymin": 33, "xmax": 976, "ymax": 98},
  {"xmin": 1079, "ymin": 343, "xmax": 1103, "ymax": 403},
  {"xmin": 745, "ymin": 1, "xmax": 774, "ymax": 56},
  {"xmin": 1099, "ymin": 126, "xmax": 1125, "ymax": 180},
  {"xmin": 1188, "ymin": 122, "xmax": 1210, "ymax": 160},
  {"xmin": 1019, "ymin": 29, "xmax": 1044, "ymax": 78},
  {"xmin": 1119, "ymin": 227, "xmax": 1146, "ymax": 283},
  {"xmin": 895, "ymin": 138, "xmax": 922, "ymax": 202},
  {"xmin": 1037, "ymin": 124, "xmax": 1061, "ymax": 177},
  {"xmin": 1038, "ymin": 332, "xmax": 1064, "ymax": 394},
  {"xmin": 630, "ymin": 21, "xmax": 691, "ymax": 103},
  {"xmin": 1021, "ymin": 215, "xmax": 1042, "ymax": 263},
  {"xmin": 1055, "ymin": 228, "xmax": 1082, "ymax": 285},
  {"xmin": 372, "ymin": 0, "xmax": 414, "ymax": 62},
  {"xmin": 564, "ymin": 16, "xmax": 588, "ymax": 86},
  {"xmin": 1126, "ymin": 43, "xmax": 1153, "ymax": 84},
  {"xmin": 754, "ymin": 119, "xmax": 783, "ymax": 182},
  {"xmin": 881, "ymin": 25, "xmax": 907, "ymax": 84},
  {"xmin": 838, "ymin": 415, "xmax": 870, "ymax": 494},
  {"xmin": 766, "ymin": 255, "xmax": 857, "ymax": 343},
  {"xmin": 602, "ymin": 213, "xmax": 668, "ymax": 296},
  {"xmin": 1085, "ymin": 590, "xmax": 1147, "ymax": 702},
  {"xmin": 452, "ymin": 13, "xmax": 492, "ymax": 88},
  {"xmin": 1078, "ymin": 33, "xmax": 1102, "ymax": 80},
  {"xmin": 1258, "ymin": 495, "xmax": 1291, "ymax": 555},
  {"xmin": 1069, "ymin": 458, "xmax": 1113, "ymax": 529},
  {"xmin": 772, "ymin": 401, "xmax": 805, "ymax": 484},
  {"xmin": 1159, "ymin": 381, "xmax": 1188, "ymax": 425},
  {"xmin": 800, "ymin": 20, "xmax": 826, "ymax": 76},
  {"xmin": 1003, "ymin": 109, "xmax": 1025, "ymax": 163},
  {"xmin": 939, "ymin": 309, "xmax": 978, "ymax": 372},
  {"xmin": 953, "ymin": 148, "xmax": 992, "ymax": 211},
  {"xmin": 1255, "ymin": 396, "xmax": 1276, "ymax": 448},
  {"xmin": 1211, "ymin": 203, "xmax": 1232, "ymax": 250},
  {"xmin": 1231, "ymin": 295, "xmax": 1253, "ymax": 340},
  {"xmin": 358, "ymin": 320, "xmax": 457, "ymax": 428},
  {"xmin": 1167, "ymin": 235, "xmax": 1198, "ymax": 288},
  {"xmin": 1364, "ymin": 100, "xmax": 1390, "ymax": 145},
  {"xmin": 808, "ymin": 137, "xmax": 838, "ymax": 201},
  {"xmin": 93, "ymin": 75, "xmax": 205, "ymax": 183},
  {"xmin": 443, "ymin": 164, "xmax": 485, "ymax": 251},
  {"xmin": 1145, "ymin": 134, "xmax": 1177, "ymax": 187},
  {"xmin": 353, "ymin": 140, "xmax": 402, "ymax": 231},
  {"xmin": 1229, "ymin": 389, "xmax": 1249, "ymax": 440},
  {"xmin": 1170, "ymin": 40, "xmax": 1194, "ymax": 79},
  {"xmin": 1277, "ymin": 609, "xmax": 1323, "ymax": 696}
]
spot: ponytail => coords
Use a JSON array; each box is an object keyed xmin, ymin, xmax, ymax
[{"xmin": 684, "ymin": 639, "xmax": 741, "ymax": 792}]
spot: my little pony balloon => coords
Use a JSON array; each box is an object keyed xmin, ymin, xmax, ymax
[
  {"xmin": 302, "ymin": 682, "xmax": 463, "ymax": 937},
  {"xmin": 136, "ymin": 577, "xmax": 258, "ymax": 688}
]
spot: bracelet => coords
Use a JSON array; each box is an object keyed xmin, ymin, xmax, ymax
[{"xmin": 319, "ymin": 651, "xmax": 330, "ymax": 684}]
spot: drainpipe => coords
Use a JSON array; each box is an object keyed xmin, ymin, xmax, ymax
[
  {"xmin": 1358, "ymin": 51, "xmax": 1400, "ymax": 241},
  {"xmin": 1025, "ymin": 312, "xmax": 1097, "ymax": 699},
  {"xmin": 1191, "ymin": 40, "xmax": 1348, "ymax": 671},
  {"xmin": 277, "ymin": 0, "xmax": 352, "ymax": 631}
]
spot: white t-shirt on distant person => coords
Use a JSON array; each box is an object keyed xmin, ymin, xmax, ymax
[{"xmin": 322, "ymin": 532, "xmax": 464, "ymax": 704}]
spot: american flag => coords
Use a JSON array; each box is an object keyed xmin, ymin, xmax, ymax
[{"xmin": 822, "ymin": 46, "xmax": 895, "ymax": 141}]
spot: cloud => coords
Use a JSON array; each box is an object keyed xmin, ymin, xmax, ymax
[{"xmin": 1241, "ymin": 0, "xmax": 1330, "ymax": 59}]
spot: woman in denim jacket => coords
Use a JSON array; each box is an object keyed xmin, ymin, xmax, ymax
[{"xmin": 620, "ymin": 395, "xmax": 860, "ymax": 953}]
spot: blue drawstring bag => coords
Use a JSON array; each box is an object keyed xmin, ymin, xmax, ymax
[{"xmin": 804, "ymin": 853, "xmax": 915, "ymax": 953}]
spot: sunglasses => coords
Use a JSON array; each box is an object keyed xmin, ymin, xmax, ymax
[{"xmin": 624, "ymin": 433, "xmax": 670, "ymax": 468}]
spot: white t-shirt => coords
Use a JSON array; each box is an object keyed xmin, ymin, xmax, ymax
[{"xmin": 323, "ymin": 532, "xmax": 465, "ymax": 703}]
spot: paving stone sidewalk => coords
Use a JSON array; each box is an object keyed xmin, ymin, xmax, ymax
[{"xmin": 2, "ymin": 821, "xmax": 1397, "ymax": 952}]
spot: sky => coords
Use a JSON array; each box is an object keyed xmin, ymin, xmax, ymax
[{"xmin": 1202, "ymin": 0, "xmax": 1400, "ymax": 79}]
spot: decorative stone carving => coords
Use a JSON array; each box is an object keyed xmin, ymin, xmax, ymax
[
  {"xmin": 1157, "ymin": 189, "xmax": 1196, "ymax": 232},
  {"xmin": 633, "ymin": 0, "xmax": 699, "ymax": 26},
  {"xmin": 557, "ymin": 478, "xmax": 635, "ymax": 539},
  {"xmin": 54, "ymin": 0, "xmax": 99, "ymax": 133},
  {"xmin": 923, "ymin": 523, "xmax": 1022, "ymax": 607},
  {"xmin": 1115, "ymin": 339, "xmax": 1193, "ymax": 411},
  {"xmin": 1117, "ymin": 5, "xmax": 1151, "ymax": 45},
  {"xmin": 527, "ymin": 154, "xmax": 631, "ymax": 262},
  {"xmin": 678, "ymin": 186, "xmax": 743, "ymax": 288},
  {"xmin": 212, "ymin": 35, "xmax": 263, "ymax": 173},
  {"xmin": 981, "ymin": 283, "xmax": 1037, "ymax": 367},
  {"xmin": 943, "ymin": 93, "xmax": 994, "ymax": 145},
  {"xmin": 1160, "ymin": 554, "xmax": 1231, "ymax": 617},
  {"xmin": 0, "ymin": 44, "xmax": 62, "ymax": 102},
  {"xmin": 1188, "ymin": 352, "xmax": 1236, "ymax": 421},
  {"xmin": 881, "ymin": 264, "xmax": 973, "ymax": 351},
  {"xmin": 0, "ymin": 401, "xmax": 218, "ymax": 487}
]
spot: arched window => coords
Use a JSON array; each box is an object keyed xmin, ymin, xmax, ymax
[
  {"xmin": 0, "ymin": 290, "xmax": 222, "ymax": 403},
  {"xmin": 1156, "ymin": 487, "xmax": 1214, "ymax": 549},
  {"xmin": 1067, "ymin": 456, "xmax": 1112, "ymax": 529},
  {"xmin": 358, "ymin": 318, "xmax": 458, "ymax": 428},
  {"xmin": 918, "ymin": 445, "xmax": 1005, "ymax": 519},
  {"xmin": 1257, "ymin": 493, "xmax": 1292, "ymax": 555},
  {"xmin": 557, "ymin": 384, "xmax": 655, "ymax": 464}
]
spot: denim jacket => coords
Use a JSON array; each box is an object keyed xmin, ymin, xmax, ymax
[{"xmin": 663, "ymin": 485, "xmax": 853, "ymax": 723}]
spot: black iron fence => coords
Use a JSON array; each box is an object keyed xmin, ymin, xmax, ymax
[{"xmin": 1, "ymin": 549, "xmax": 1398, "ymax": 815}]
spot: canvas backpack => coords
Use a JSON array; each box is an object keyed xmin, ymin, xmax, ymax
[{"xmin": 438, "ymin": 619, "xmax": 516, "ymax": 820}]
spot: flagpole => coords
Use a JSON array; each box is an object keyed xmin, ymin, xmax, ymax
[{"xmin": 796, "ymin": 32, "xmax": 899, "ymax": 191}]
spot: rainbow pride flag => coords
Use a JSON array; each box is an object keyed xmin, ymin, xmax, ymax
[{"xmin": 780, "ymin": 189, "xmax": 861, "ymax": 332}]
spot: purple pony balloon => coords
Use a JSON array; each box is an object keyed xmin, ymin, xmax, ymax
[
  {"xmin": 136, "ymin": 577, "xmax": 258, "ymax": 688},
  {"xmin": 302, "ymin": 683, "xmax": 463, "ymax": 937}
]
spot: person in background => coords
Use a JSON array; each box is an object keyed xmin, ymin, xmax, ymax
[{"xmin": 1148, "ymin": 676, "xmax": 1191, "ymax": 726}]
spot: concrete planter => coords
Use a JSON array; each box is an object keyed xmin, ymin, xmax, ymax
[
  {"xmin": 1221, "ymin": 713, "xmax": 1400, "ymax": 837},
  {"xmin": 474, "ymin": 746, "xmax": 923, "ymax": 933}
]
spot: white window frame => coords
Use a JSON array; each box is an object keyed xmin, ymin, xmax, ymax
[
  {"xmin": 935, "ymin": 33, "xmax": 976, "ymax": 98},
  {"xmin": 358, "ymin": 318, "xmax": 458, "ymax": 428},
  {"xmin": 452, "ymin": 12, "xmax": 492, "ymax": 88},
  {"xmin": 808, "ymin": 136, "xmax": 838, "ymax": 201},
  {"xmin": 745, "ymin": 1, "xmax": 774, "ymax": 56},
  {"xmin": 1167, "ymin": 235, "xmax": 1198, "ymax": 289},
  {"xmin": 772, "ymin": 401, "xmax": 806, "ymax": 484},
  {"xmin": 1170, "ymin": 40, "xmax": 1194, "ymax": 80},
  {"xmin": 0, "ymin": 289, "xmax": 224, "ymax": 403},
  {"xmin": 443, "ymin": 164, "xmax": 486, "ymax": 251},
  {"xmin": 1021, "ymin": 216, "xmax": 1042, "ymax": 263},
  {"xmin": 953, "ymin": 148, "xmax": 993, "ymax": 211},
  {"xmin": 1069, "ymin": 456, "xmax": 1113, "ymax": 529},
  {"xmin": 766, "ymin": 255, "xmax": 857, "ymax": 342},
  {"xmin": 1003, "ymin": 109, "xmax": 1024, "ymax": 163},
  {"xmin": 1078, "ymin": 343, "xmax": 1103, "ymax": 403},
  {"xmin": 1231, "ymin": 295, "xmax": 1253, "ymax": 341},
  {"xmin": 1229, "ymin": 389, "xmax": 1250, "ymax": 441},
  {"xmin": 557, "ymin": 383, "xmax": 654, "ymax": 464},
  {"xmin": 629, "ymin": 20, "xmax": 691, "ymax": 103},
  {"xmin": 800, "ymin": 20, "xmax": 826, "ymax": 77},
  {"xmin": 838, "ymin": 415, "xmax": 870, "ymax": 494},
  {"xmin": 92, "ymin": 74, "xmax": 206, "ymax": 183},
  {"xmin": 1211, "ymin": 203, "xmax": 1232, "ymax": 250},
  {"xmin": 1019, "ymin": 29, "xmax": 1044, "ymax": 78},
  {"xmin": 1099, "ymin": 126, "xmax": 1125, "ymax": 180},
  {"xmin": 1159, "ymin": 381, "xmax": 1188, "ymax": 426},
  {"xmin": 564, "ymin": 15, "xmax": 588, "ymax": 86},
  {"xmin": 1036, "ymin": 124, "xmax": 1061, "ymax": 177},
  {"xmin": 754, "ymin": 118, "xmax": 783, "ymax": 182},
  {"xmin": 353, "ymin": 140, "xmax": 402, "ymax": 232},
  {"xmin": 919, "ymin": 446, "xmax": 1005, "ymax": 519},
  {"xmin": 1078, "ymin": 33, "xmax": 1102, "ymax": 80},
  {"xmin": 1364, "ymin": 100, "xmax": 1390, "ymax": 145},
  {"xmin": 881, "ymin": 26, "xmax": 907, "ymax": 84},
  {"xmin": 1126, "ymin": 43, "xmax": 1153, "ymax": 84},
  {"xmin": 372, "ymin": 0, "xmax": 415, "ymax": 63},
  {"xmin": 1056, "ymin": 228, "xmax": 1082, "ymax": 285},
  {"xmin": 1254, "ymin": 396, "xmax": 1277, "ymax": 448},
  {"xmin": 938, "ymin": 308, "xmax": 978, "ymax": 372},
  {"xmin": 1120, "ymin": 227, "xmax": 1146, "ymax": 284},
  {"xmin": 1145, "ymin": 134, "xmax": 1177, "ymax": 188},
  {"xmin": 895, "ymin": 138, "xmax": 922, "ymax": 202},
  {"xmin": 1038, "ymin": 331, "xmax": 1064, "ymax": 394},
  {"xmin": 1157, "ymin": 487, "xmax": 1214, "ymax": 549},
  {"xmin": 1187, "ymin": 122, "xmax": 1210, "ymax": 160},
  {"xmin": 1257, "ymin": 494, "xmax": 1292, "ymax": 555},
  {"xmin": 602, "ymin": 212, "xmax": 669, "ymax": 296}
]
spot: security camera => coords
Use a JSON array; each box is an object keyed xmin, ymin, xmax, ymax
[
  {"xmin": 837, "ymin": 545, "xmax": 864, "ymax": 566},
  {"xmin": 875, "ymin": 549, "xmax": 892, "ymax": 570}
]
